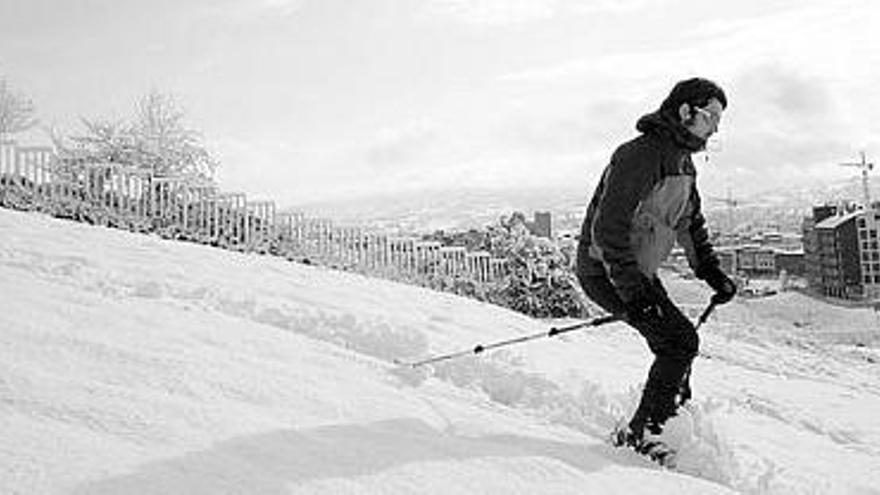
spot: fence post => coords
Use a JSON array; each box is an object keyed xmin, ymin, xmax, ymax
[
  {"xmin": 466, "ymin": 251, "xmax": 491, "ymax": 282},
  {"xmin": 372, "ymin": 233, "xmax": 383, "ymax": 269},
  {"xmin": 332, "ymin": 226, "xmax": 341, "ymax": 264},
  {"xmin": 135, "ymin": 171, "xmax": 150, "ymax": 223},
  {"xmin": 321, "ymin": 219, "xmax": 333, "ymax": 262},
  {"xmin": 151, "ymin": 177, "xmax": 184, "ymax": 229},
  {"xmin": 404, "ymin": 238, "xmax": 415, "ymax": 274},
  {"xmin": 330, "ymin": 225, "xmax": 342, "ymax": 264},
  {"xmin": 188, "ymin": 183, "xmax": 216, "ymax": 239},
  {"xmin": 216, "ymin": 193, "xmax": 245, "ymax": 246},
  {"xmin": 245, "ymin": 200, "xmax": 275, "ymax": 250},
  {"xmin": 292, "ymin": 211, "xmax": 306, "ymax": 255},
  {"xmin": 0, "ymin": 140, "xmax": 15, "ymax": 180},
  {"xmin": 293, "ymin": 212, "xmax": 305, "ymax": 251},
  {"xmin": 13, "ymin": 145, "xmax": 54, "ymax": 194},
  {"xmin": 235, "ymin": 193, "xmax": 250, "ymax": 246},
  {"xmin": 428, "ymin": 241, "xmax": 441, "ymax": 276},
  {"xmin": 276, "ymin": 211, "xmax": 294, "ymax": 256},
  {"xmin": 389, "ymin": 237, "xmax": 401, "ymax": 272},
  {"xmin": 303, "ymin": 218, "xmax": 315, "ymax": 258},
  {"xmin": 356, "ymin": 228, "xmax": 368, "ymax": 269},
  {"xmin": 490, "ymin": 258, "xmax": 506, "ymax": 281},
  {"xmin": 339, "ymin": 226, "xmax": 349, "ymax": 266},
  {"xmin": 312, "ymin": 218, "xmax": 323, "ymax": 260},
  {"xmin": 347, "ymin": 227, "xmax": 357, "ymax": 267}
]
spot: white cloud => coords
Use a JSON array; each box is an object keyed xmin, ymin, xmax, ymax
[
  {"xmin": 261, "ymin": 0, "xmax": 305, "ymax": 16},
  {"xmin": 565, "ymin": 0, "xmax": 664, "ymax": 15},
  {"xmin": 363, "ymin": 123, "xmax": 440, "ymax": 171},
  {"xmin": 424, "ymin": 0, "xmax": 556, "ymax": 25},
  {"xmin": 196, "ymin": 0, "xmax": 305, "ymax": 21},
  {"xmin": 197, "ymin": 0, "xmax": 880, "ymax": 202},
  {"xmin": 498, "ymin": 1, "xmax": 877, "ymax": 87},
  {"xmin": 486, "ymin": 0, "xmax": 880, "ymax": 197},
  {"xmin": 423, "ymin": 0, "xmax": 664, "ymax": 25}
]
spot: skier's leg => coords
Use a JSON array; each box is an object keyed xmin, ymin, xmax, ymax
[
  {"xmin": 653, "ymin": 283, "xmax": 699, "ymax": 413},
  {"xmin": 576, "ymin": 271, "xmax": 627, "ymax": 317},
  {"xmin": 625, "ymin": 281, "xmax": 698, "ymax": 432},
  {"xmin": 678, "ymin": 365, "xmax": 693, "ymax": 406},
  {"xmin": 577, "ymin": 268, "xmax": 697, "ymax": 436}
]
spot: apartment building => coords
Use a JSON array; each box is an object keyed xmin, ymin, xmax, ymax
[
  {"xmin": 803, "ymin": 204, "xmax": 880, "ymax": 300},
  {"xmin": 857, "ymin": 209, "xmax": 880, "ymax": 299}
]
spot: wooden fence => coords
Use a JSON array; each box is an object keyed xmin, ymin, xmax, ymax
[{"xmin": 0, "ymin": 140, "xmax": 508, "ymax": 283}]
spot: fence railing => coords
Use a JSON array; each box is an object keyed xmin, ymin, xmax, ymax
[{"xmin": 0, "ymin": 140, "xmax": 508, "ymax": 283}]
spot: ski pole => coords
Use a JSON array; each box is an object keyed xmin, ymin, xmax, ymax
[
  {"xmin": 694, "ymin": 297, "xmax": 718, "ymax": 331},
  {"xmin": 681, "ymin": 297, "xmax": 720, "ymax": 403},
  {"xmin": 397, "ymin": 314, "xmax": 620, "ymax": 369}
]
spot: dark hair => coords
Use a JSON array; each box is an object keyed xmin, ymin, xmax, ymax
[{"xmin": 659, "ymin": 78, "xmax": 727, "ymax": 118}]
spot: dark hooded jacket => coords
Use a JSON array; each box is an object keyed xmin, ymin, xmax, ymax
[{"xmin": 577, "ymin": 111, "xmax": 719, "ymax": 293}]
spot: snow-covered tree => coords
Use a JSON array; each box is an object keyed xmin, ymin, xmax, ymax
[
  {"xmin": 0, "ymin": 77, "xmax": 38, "ymax": 140},
  {"xmin": 56, "ymin": 90, "xmax": 217, "ymax": 181},
  {"xmin": 482, "ymin": 212, "xmax": 589, "ymax": 318},
  {"xmin": 131, "ymin": 90, "xmax": 216, "ymax": 179}
]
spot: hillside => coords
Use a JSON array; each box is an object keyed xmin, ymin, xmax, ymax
[{"xmin": 1, "ymin": 207, "xmax": 878, "ymax": 494}]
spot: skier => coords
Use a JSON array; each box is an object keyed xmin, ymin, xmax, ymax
[{"xmin": 575, "ymin": 77, "xmax": 737, "ymax": 462}]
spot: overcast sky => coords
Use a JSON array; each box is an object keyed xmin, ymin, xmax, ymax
[{"xmin": 2, "ymin": 0, "xmax": 878, "ymax": 206}]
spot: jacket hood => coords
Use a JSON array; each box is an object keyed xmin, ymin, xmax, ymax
[{"xmin": 636, "ymin": 111, "xmax": 706, "ymax": 152}]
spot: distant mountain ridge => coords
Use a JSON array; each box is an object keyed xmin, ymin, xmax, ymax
[
  {"xmin": 291, "ymin": 186, "xmax": 590, "ymax": 233},
  {"xmin": 287, "ymin": 177, "xmax": 880, "ymax": 234}
]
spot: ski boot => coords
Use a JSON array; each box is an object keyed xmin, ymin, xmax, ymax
[{"xmin": 610, "ymin": 421, "xmax": 677, "ymax": 468}]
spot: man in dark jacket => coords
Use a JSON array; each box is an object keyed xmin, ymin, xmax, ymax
[{"xmin": 576, "ymin": 78, "xmax": 737, "ymax": 454}]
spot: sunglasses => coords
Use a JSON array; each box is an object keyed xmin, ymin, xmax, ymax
[{"xmin": 693, "ymin": 106, "xmax": 721, "ymax": 126}]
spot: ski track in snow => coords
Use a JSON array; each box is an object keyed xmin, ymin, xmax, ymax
[{"xmin": 2, "ymin": 209, "xmax": 880, "ymax": 494}]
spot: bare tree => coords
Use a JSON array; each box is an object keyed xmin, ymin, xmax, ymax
[
  {"xmin": 0, "ymin": 77, "xmax": 39, "ymax": 140},
  {"xmin": 69, "ymin": 119, "xmax": 139, "ymax": 163},
  {"xmin": 58, "ymin": 90, "xmax": 217, "ymax": 180},
  {"xmin": 131, "ymin": 90, "xmax": 217, "ymax": 179}
]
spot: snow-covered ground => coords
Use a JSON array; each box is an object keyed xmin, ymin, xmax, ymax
[{"xmin": 1, "ymin": 207, "xmax": 878, "ymax": 495}]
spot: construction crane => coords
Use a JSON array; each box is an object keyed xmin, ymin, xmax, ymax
[
  {"xmin": 839, "ymin": 151, "xmax": 874, "ymax": 208},
  {"xmin": 707, "ymin": 189, "xmax": 740, "ymax": 235}
]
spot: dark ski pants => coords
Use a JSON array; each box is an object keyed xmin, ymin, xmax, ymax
[{"xmin": 576, "ymin": 270, "xmax": 698, "ymax": 434}]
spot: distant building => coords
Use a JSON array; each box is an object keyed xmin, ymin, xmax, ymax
[
  {"xmin": 774, "ymin": 250, "xmax": 806, "ymax": 277},
  {"xmin": 857, "ymin": 208, "xmax": 880, "ymax": 299},
  {"xmin": 736, "ymin": 245, "xmax": 776, "ymax": 274},
  {"xmin": 802, "ymin": 204, "xmax": 880, "ymax": 300},
  {"xmin": 752, "ymin": 231, "xmax": 803, "ymax": 251},
  {"xmin": 527, "ymin": 211, "xmax": 552, "ymax": 239},
  {"xmin": 715, "ymin": 244, "xmax": 802, "ymax": 277},
  {"xmin": 802, "ymin": 214, "xmax": 820, "ymax": 285},
  {"xmin": 716, "ymin": 248, "xmax": 735, "ymax": 274},
  {"xmin": 812, "ymin": 204, "xmax": 838, "ymax": 224},
  {"xmin": 804, "ymin": 207, "xmax": 863, "ymax": 299}
]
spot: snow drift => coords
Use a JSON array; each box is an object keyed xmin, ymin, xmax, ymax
[{"xmin": 1, "ymin": 208, "xmax": 878, "ymax": 494}]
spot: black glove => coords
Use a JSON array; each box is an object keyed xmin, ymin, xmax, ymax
[
  {"xmin": 618, "ymin": 275, "xmax": 664, "ymax": 321},
  {"xmin": 697, "ymin": 264, "xmax": 736, "ymax": 305}
]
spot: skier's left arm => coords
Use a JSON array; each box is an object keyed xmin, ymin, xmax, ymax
[
  {"xmin": 676, "ymin": 185, "xmax": 737, "ymax": 304},
  {"xmin": 676, "ymin": 184, "xmax": 716, "ymax": 273}
]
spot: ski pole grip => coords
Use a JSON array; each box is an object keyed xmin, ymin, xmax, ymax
[{"xmin": 698, "ymin": 300, "xmax": 717, "ymax": 326}]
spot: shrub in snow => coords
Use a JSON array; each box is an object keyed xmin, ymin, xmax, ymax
[{"xmin": 482, "ymin": 214, "xmax": 588, "ymax": 318}]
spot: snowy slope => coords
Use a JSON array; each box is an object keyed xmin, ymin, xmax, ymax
[{"xmin": 1, "ymin": 207, "xmax": 878, "ymax": 494}]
